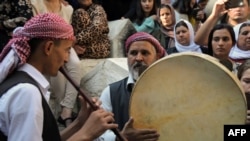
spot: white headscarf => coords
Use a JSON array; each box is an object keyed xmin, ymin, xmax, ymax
[
  {"xmin": 174, "ymin": 19, "xmax": 202, "ymax": 53},
  {"xmin": 233, "ymin": 22, "xmax": 244, "ymax": 41},
  {"xmin": 229, "ymin": 21, "xmax": 250, "ymax": 59},
  {"xmin": 229, "ymin": 46, "xmax": 250, "ymax": 59}
]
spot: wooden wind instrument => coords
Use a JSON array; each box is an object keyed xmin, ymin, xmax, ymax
[{"xmin": 59, "ymin": 67, "xmax": 126, "ymax": 141}]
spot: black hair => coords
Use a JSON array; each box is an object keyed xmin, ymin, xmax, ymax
[
  {"xmin": 197, "ymin": 0, "xmax": 208, "ymax": 3},
  {"xmin": 238, "ymin": 22, "xmax": 250, "ymax": 35},
  {"xmin": 134, "ymin": 0, "xmax": 158, "ymax": 25},
  {"xmin": 175, "ymin": 20, "xmax": 188, "ymax": 30},
  {"xmin": 237, "ymin": 59, "xmax": 250, "ymax": 79},
  {"xmin": 29, "ymin": 38, "xmax": 61, "ymax": 54},
  {"xmin": 172, "ymin": 0, "xmax": 193, "ymax": 14},
  {"xmin": 159, "ymin": 3, "xmax": 172, "ymax": 11},
  {"xmin": 207, "ymin": 24, "xmax": 236, "ymax": 56}
]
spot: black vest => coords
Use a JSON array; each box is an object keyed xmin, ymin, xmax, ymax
[
  {"xmin": 110, "ymin": 77, "xmax": 132, "ymax": 130},
  {"xmin": 0, "ymin": 71, "xmax": 61, "ymax": 141}
]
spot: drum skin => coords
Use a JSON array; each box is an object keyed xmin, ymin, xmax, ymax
[{"xmin": 129, "ymin": 52, "xmax": 247, "ymax": 141}]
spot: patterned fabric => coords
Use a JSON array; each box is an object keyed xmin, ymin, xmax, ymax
[
  {"xmin": 72, "ymin": 3, "xmax": 110, "ymax": 58},
  {"xmin": 0, "ymin": 0, "xmax": 33, "ymax": 32},
  {"xmin": 125, "ymin": 32, "xmax": 166, "ymax": 58},
  {"xmin": 15, "ymin": 13, "xmax": 74, "ymax": 40},
  {"xmin": 0, "ymin": 13, "xmax": 75, "ymax": 63},
  {"xmin": 0, "ymin": 35, "xmax": 30, "ymax": 65},
  {"xmin": 0, "ymin": 13, "xmax": 75, "ymax": 83},
  {"xmin": 0, "ymin": 0, "xmax": 33, "ymax": 51}
]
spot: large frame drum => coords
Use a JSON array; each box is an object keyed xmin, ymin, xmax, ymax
[{"xmin": 129, "ymin": 52, "xmax": 247, "ymax": 141}]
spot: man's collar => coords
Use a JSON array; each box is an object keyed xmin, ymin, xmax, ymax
[{"xmin": 127, "ymin": 73, "xmax": 135, "ymax": 92}]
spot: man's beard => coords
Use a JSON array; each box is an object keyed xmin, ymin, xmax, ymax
[{"xmin": 130, "ymin": 62, "xmax": 148, "ymax": 81}]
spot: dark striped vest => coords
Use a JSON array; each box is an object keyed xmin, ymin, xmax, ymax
[{"xmin": 0, "ymin": 71, "xmax": 61, "ymax": 141}]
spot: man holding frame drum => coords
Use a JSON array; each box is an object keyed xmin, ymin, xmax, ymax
[{"xmin": 99, "ymin": 32, "xmax": 166, "ymax": 141}]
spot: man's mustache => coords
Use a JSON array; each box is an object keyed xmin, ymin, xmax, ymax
[
  {"xmin": 132, "ymin": 62, "xmax": 148, "ymax": 76},
  {"xmin": 138, "ymin": 65, "xmax": 148, "ymax": 76}
]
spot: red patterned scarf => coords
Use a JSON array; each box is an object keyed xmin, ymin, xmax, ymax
[{"xmin": 0, "ymin": 13, "xmax": 75, "ymax": 83}]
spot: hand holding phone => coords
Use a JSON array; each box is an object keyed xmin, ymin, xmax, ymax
[{"xmin": 225, "ymin": 0, "xmax": 244, "ymax": 9}]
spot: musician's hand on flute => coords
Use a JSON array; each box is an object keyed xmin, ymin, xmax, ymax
[
  {"xmin": 75, "ymin": 96, "xmax": 101, "ymax": 125},
  {"xmin": 92, "ymin": 97, "xmax": 102, "ymax": 107},
  {"xmin": 69, "ymin": 96, "xmax": 118, "ymax": 140},
  {"xmin": 120, "ymin": 117, "xmax": 160, "ymax": 141},
  {"xmin": 59, "ymin": 67, "xmax": 126, "ymax": 140}
]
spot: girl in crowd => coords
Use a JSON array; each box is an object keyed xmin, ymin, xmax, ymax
[
  {"xmin": 237, "ymin": 59, "xmax": 250, "ymax": 124},
  {"xmin": 132, "ymin": 0, "xmax": 159, "ymax": 34},
  {"xmin": 207, "ymin": 24, "xmax": 237, "ymax": 73},
  {"xmin": 167, "ymin": 19, "xmax": 208, "ymax": 54},
  {"xmin": 72, "ymin": 0, "xmax": 110, "ymax": 59},
  {"xmin": 153, "ymin": 3, "xmax": 176, "ymax": 50}
]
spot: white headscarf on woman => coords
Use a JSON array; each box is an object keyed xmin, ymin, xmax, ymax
[
  {"xmin": 174, "ymin": 19, "xmax": 202, "ymax": 53},
  {"xmin": 229, "ymin": 22, "xmax": 250, "ymax": 60}
]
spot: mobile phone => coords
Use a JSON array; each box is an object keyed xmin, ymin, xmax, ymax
[
  {"xmin": 225, "ymin": 0, "xmax": 244, "ymax": 9},
  {"xmin": 191, "ymin": 6, "xmax": 201, "ymax": 20}
]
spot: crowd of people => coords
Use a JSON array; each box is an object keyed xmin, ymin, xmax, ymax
[{"xmin": 0, "ymin": 0, "xmax": 250, "ymax": 140}]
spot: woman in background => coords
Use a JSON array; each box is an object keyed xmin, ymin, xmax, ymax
[
  {"xmin": 167, "ymin": 19, "xmax": 208, "ymax": 54},
  {"xmin": 132, "ymin": 0, "xmax": 159, "ymax": 34},
  {"xmin": 72, "ymin": 0, "xmax": 110, "ymax": 59},
  {"xmin": 229, "ymin": 22, "xmax": 250, "ymax": 65},
  {"xmin": 153, "ymin": 3, "xmax": 176, "ymax": 50},
  {"xmin": 207, "ymin": 24, "xmax": 237, "ymax": 73}
]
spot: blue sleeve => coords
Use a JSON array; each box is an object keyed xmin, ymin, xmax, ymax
[{"xmin": 133, "ymin": 17, "xmax": 156, "ymax": 33}]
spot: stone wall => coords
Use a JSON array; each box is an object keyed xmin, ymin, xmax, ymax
[{"xmin": 80, "ymin": 58, "xmax": 128, "ymax": 97}]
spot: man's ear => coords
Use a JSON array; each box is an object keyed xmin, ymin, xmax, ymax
[{"xmin": 43, "ymin": 40, "xmax": 54, "ymax": 55}]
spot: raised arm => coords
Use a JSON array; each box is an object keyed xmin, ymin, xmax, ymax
[{"xmin": 195, "ymin": 0, "xmax": 228, "ymax": 46}]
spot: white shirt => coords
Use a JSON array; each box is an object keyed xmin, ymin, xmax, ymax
[
  {"xmin": 0, "ymin": 63, "xmax": 50, "ymax": 141},
  {"xmin": 99, "ymin": 74, "xmax": 135, "ymax": 141}
]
